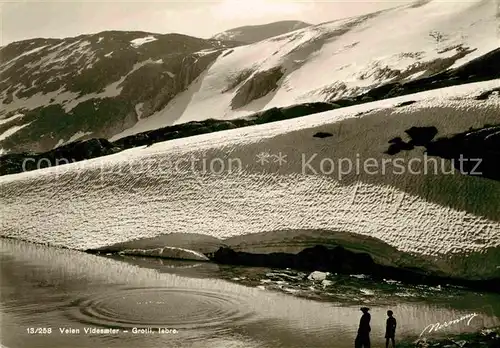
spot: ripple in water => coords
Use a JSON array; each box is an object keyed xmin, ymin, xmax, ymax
[{"xmin": 67, "ymin": 287, "xmax": 256, "ymax": 330}]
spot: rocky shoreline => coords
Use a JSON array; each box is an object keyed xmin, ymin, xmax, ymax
[
  {"xmin": 211, "ymin": 263, "xmax": 500, "ymax": 348},
  {"xmin": 88, "ymin": 243, "xmax": 500, "ymax": 294},
  {"xmin": 98, "ymin": 249, "xmax": 500, "ymax": 347},
  {"xmin": 207, "ymin": 245, "xmax": 500, "ymax": 294}
]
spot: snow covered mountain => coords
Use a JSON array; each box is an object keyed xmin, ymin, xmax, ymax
[
  {"xmin": 211, "ymin": 20, "xmax": 311, "ymax": 44},
  {"xmin": 0, "ymin": 0, "xmax": 499, "ymax": 154},
  {"xmin": 0, "ymin": 31, "xmax": 236, "ymax": 153}
]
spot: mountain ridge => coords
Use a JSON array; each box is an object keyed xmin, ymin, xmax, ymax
[
  {"xmin": 211, "ymin": 20, "xmax": 311, "ymax": 44},
  {"xmin": 0, "ymin": 0, "xmax": 498, "ymax": 155}
]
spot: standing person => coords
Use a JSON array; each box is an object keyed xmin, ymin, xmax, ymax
[
  {"xmin": 385, "ymin": 310, "xmax": 397, "ymax": 348},
  {"xmin": 355, "ymin": 307, "xmax": 371, "ymax": 348}
]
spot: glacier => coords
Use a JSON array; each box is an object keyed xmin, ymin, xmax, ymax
[
  {"xmin": 1, "ymin": 80, "xmax": 499, "ymax": 280},
  {"xmin": 110, "ymin": 0, "xmax": 499, "ymax": 140}
]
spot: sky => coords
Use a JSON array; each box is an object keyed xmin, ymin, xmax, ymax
[{"xmin": 0, "ymin": 0, "xmax": 418, "ymax": 45}]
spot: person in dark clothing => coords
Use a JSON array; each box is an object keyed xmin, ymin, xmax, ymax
[
  {"xmin": 355, "ymin": 307, "xmax": 371, "ymax": 348},
  {"xmin": 385, "ymin": 310, "xmax": 397, "ymax": 348}
]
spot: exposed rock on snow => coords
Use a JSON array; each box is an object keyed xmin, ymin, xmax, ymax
[
  {"xmin": 130, "ymin": 35, "xmax": 157, "ymax": 48},
  {"xmin": 118, "ymin": 246, "xmax": 209, "ymax": 261},
  {"xmin": 313, "ymin": 132, "xmax": 333, "ymax": 138},
  {"xmin": 385, "ymin": 124, "xmax": 500, "ymax": 181}
]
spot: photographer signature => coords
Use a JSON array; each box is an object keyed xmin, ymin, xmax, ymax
[{"xmin": 419, "ymin": 313, "xmax": 479, "ymax": 337}]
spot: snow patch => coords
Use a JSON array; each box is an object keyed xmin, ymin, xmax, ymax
[
  {"xmin": 0, "ymin": 113, "xmax": 24, "ymax": 126},
  {"xmin": 104, "ymin": 51, "xmax": 113, "ymax": 58},
  {"xmin": 351, "ymin": 274, "xmax": 368, "ymax": 279},
  {"xmin": 54, "ymin": 131, "xmax": 93, "ymax": 148},
  {"xmin": 135, "ymin": 103, "xmax": 144, "ymax": 119},
  {"xmin": 0, "ymin": 122, "xmax": 31, "ymax": 141},
  {"xmin": 195, "ymin": 49, "xmax": 220, "ymax": 57},
  {"xmin": 118, "ymin": 247, "xmax": 209, "ymax": 261},
  {"xmin": 53, "ymin": 139, "xmax": 64, "ymax": 149},
  {"xmin": 66, "ymin": 131, "xmax": 92, "ymax": 144},
  {"xmin": 77, "ymin": 41, "xmax": 91, "ymax": 49},
  {"xmin": 130, "ymin": 36, "xmax": 157, "ymax": 48}
]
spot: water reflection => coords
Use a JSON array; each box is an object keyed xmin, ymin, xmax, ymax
[{"xmin": 1, "ymin": 239, "xmax": 499, "ymax": 348}]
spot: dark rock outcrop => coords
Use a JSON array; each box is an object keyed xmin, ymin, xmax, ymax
[
  {"xmin": 231, "ymin": 67, "xmax": 284, "ymax": 109},
  {"xmin": 405, "ymin": 126, "xmax": 439, "ymax": 146},
  {"xmin": 386, "ymin": 125, "xmax": 500, "ymax": 181},
  {"xmin": 386, "ymin": 126, "xmax": 439, "ymax": 154},
  {"xmin": 113, "ymin": 102, "xmax": 338, "ymax": 150},
  {"xmin": 0, "ymin": 138, "xmax": 120, "ymax": 175},
  {"xmin": 426, "ymin": 126, "xmax": 500, "ymax": 181},
  {"xmin": 313, "ymin": 132, "xmax": 334, "ymax": 138},
  {"xmin": 330, "ymin": 47, "xmax": 500, "ymax": 105},
  {"xmin": 476, "ymin": 87, "xmax": 500, "ymax": 101},
  {"xmin": 212, "ymin": 20, "xmax": 311, "ymax": 44},
  {"xmin": 386, "ymin": 137, "xmax": 415, "ymax": 155},
  {"xmin": 209, "ymin": 245, "xmax": 377, "ymax": 274},
  {"xmin": 396, "ymin": 100, "xmax": 417, "ymax": 107}
]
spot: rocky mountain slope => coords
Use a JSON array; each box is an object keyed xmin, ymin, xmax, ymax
[
  {"xmin": 0, "ymin": 31, "xmax": 237, "ymax": 153},
  {"xmin": 0, "ymin": 0, "xmax": 499, "ymax": 155},
  {"xmin": 211, "ymin": 20, "xmax": 311, "ymax": 44}
]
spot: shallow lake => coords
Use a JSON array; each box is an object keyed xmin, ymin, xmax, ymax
[{"xmin": 1, "ymin": 239, "xmax": 499, "ymax": 348}]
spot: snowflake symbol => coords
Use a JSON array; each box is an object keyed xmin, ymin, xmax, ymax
[
  {"xmin": 256, "ymin": 152, "xmax": 270, "ymax": 165},
  {"xmin": 272, "ymin": 152, "xmax": 287, "ymax": 166}
]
